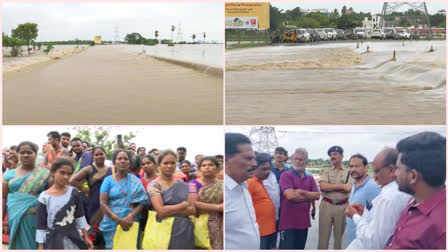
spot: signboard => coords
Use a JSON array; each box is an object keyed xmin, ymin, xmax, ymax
[
  {"xmin": 225, "ymin": 17, "xmax": 258, "ymax": 29},
  {"xmin": 225, "ymin": 2, "xmax": 269, "ymax": 29},
  {"xmin": 94, "ymin": 36, "xmax": 102, "ymax": 44}
]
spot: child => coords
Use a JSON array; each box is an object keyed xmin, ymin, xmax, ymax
[{"xmin": 36, "ymin": 158, "xmax": 93, "ymax": 249}]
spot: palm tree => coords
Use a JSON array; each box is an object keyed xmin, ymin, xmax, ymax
[
  {"xmin": 203, "ymin": 32, "xmax": 206, "ymax": 42},
  {"xmin": 171, "ymin": 25, "xmax": 175, "ymax": 42},
  {"xmin": 154, "ymin": 30, "xmax": 159, "ymax": 40},
  {"xmin": 192, "ymin": 34, "xmax": 196, "ymax": 42}
]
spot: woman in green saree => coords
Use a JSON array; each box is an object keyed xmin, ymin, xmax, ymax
[
  {"xmin": 2, "ymin": 141, "xmax": 52, "ymax": 249},
  {"xmin": 188, "ymin": 156, "xmax": 223, "ymax": 249}
]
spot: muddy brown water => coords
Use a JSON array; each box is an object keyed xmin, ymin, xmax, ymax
[
  {"xmin": 3, "ymin": 45, "xmax": 223, "ymax": 125},
  {"xmin": 226, "ymin": 41, "xmax": 445, "ymax": 125}
]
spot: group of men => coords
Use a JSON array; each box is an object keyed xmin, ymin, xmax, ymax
[{"xmin": 225, "ymin": 131, "xmax": 445, "ymax": 250}]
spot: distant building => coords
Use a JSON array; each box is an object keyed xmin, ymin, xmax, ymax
[
  {"xmin": 409, "ymin": 27, "xmax": 446, "ymax": 39},
  {"xmin": 303, "ymin": 8, "xmax": 330, "ymax": 16},
  {"xmin": 362, "ymin": 16, "xmax": 382, "ymax": 30}
]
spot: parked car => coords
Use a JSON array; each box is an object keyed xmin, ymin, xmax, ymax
[
  {"xmin": 324, "ymin": 28, "xmax": 337, "ymax": 40},
  {"xmin": 335, "ymin": 29, "xmax": 346, "ymax": 40},
  {"xmin": 316, "ymin": 29, "xmax": 328, "ymax": 40},
  {"xmin": 307, "ymin": 29, "xmax": 321, "ymax": 42},
  {"xmin": 384, "ymin": 28, "xmax": 398, "ymax": 40},
  {"xmin": 296, "ymin": 29, "xmax": 310, "ymax": 42},
  {"xmin": 397, "ymin": 30, "xmax": 411, "ymax": 40},
  {"xmin": 354, "ymin": 28, "xmax": 368, "ymax": 39},
  {"xmin": 344, "ymin": 29, "xmax": 356, "ymax": 40},
  {"xmin": 371, "ymin": 29, "xmax": 386, "ymax": 39}
]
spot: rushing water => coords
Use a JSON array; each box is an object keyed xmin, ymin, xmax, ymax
[
  {"xmin": 3, "ymin": 45, "xmax": 223, "ymax": 125},
  {"xmin": 114, "ymin": 44, "xmax": 223, "ymax": 68},
  {"xmin": 226, "ymin": 40, "xmax": 446, "ymax": 124}
]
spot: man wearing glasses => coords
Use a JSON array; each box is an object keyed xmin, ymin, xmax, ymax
[{"xmin": 345, "ymin": 147, "xmax": 411, "ymax": 249}]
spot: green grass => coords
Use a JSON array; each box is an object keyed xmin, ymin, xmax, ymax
[{"xmin": 226, "ymin": 42, "xmax": 269, "ymax": 50}]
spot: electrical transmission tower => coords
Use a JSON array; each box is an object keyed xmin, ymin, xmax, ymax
[
  {"xmin": 113, "ymin": 25, "xmax": 120, "ymax": 44},
  {"xmin": 380, "ymin": 2, "xmax": 432, "ymax": 39},
  {"xmin": 176, "ymin": 22, "xmax": 183, "ymax": 42},
  {"xmin": 249, "ymin": 127, "xmax": 279, "ymax": 154}
]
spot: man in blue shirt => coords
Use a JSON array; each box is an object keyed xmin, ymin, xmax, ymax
[
  {"xmin": 345, "ymin": 153, "xmax": 381, "ymax": 245},
  {"xmin": 271, "ymin": 147, "xmax": 291, "ymax": 182},
  {"xmin": 71, "ymin": 138, "xmax": 93, "ymax": 173}
]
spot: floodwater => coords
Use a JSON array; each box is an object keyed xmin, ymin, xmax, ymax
[
  {"xmin": 117, "ymin": 44, "xmax": 223, "ymax": 68},
  {"xmin": 3, "ymin": 45, "xmax": 223, "ymax": 125},
  {"xmin": 2, "ymin": 45, "xmax": 88, "ymax": 74},
  {"xmin": 226, "ymin": 40, "xmax": 446, "ymax": 124}
]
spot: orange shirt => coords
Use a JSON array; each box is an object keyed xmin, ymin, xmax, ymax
[{"xmin": 247, "ymin": 176, "xmax": 276, "ymax": 236}]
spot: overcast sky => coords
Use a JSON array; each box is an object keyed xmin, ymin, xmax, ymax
[
  {"xmin": 272, "ymin": 2, "xmax": 446, "ymax": 15},
  {"xmin": 226, "ymin": 126, "xmax": 446, "ymax": 161},
  {"xmin": 3, "ymin": 2, "xmax": 224, "ymax": 42},
  {"xmin": 2, "ymin": 126, "xmax": 224, "ymax": 161}
]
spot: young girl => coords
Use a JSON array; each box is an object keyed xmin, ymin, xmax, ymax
[
  {"xmin": 140, "ymin": 154, "xmax": 159, "ymax": 190},
  {"xmin": 36, "ymin": 158, "xmax": 93, "ymax": 249}
]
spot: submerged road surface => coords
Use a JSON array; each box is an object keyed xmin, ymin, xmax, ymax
[
  {"xmin": 226, "ymin": 40, "xmax": 445, "ymax": 125},
  {"xmin": 3, "ymin": 45, "xmax": 223, "ymax": 125}
]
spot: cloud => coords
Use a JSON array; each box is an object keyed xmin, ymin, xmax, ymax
[
  {"xmin": 3, "ymin": 2, "xmax": 224, "ymax": 42},
  {"xmin": 227, "ymin": 126, "xmax": 446, "ymax": 160}
]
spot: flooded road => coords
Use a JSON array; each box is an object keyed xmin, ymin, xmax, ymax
[
  {"xmin": 118, "ymin": 44, "xmax": 223, "ymax": 68},
  {"xmin": 3, "ymin": 45, "xmax": 223, "ymax": 125},
  {"xmin": 226, "ymin": 41, "xmax": 445, "ymax": 124}
]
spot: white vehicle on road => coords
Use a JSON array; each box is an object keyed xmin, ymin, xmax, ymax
[
  {"xmin": 296, "ymin": 29, "xmax": 310, "ymax": 42},
  {"xmin": 354, "ymin": 28, "xmax": 369, "ymax": 39},
  {"xmin": 371, "ymin": 29, "xmax": 386, "ymax": 39},
  {"xmin": 397, "ymin": 30, "xmax": 411, "ymax": 40},
  {"xmin": 316, "ymin": 29, "xmax": 328, "ymax": 40},
  {"xmin": 324, "ymin": 28, "xmax": 337, "ymax": 40}
]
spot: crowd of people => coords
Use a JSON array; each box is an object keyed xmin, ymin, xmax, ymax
[
  {"xmin": 225, "ymin": 131, "xmax": 446, "ymax": 250},
  {"xmin": 2, "ymin": 131, "xmax": 223, "ymax": 250}
]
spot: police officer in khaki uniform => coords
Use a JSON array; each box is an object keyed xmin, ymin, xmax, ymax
[{"xmin": 318, "ymin": 146, "xmax": 352, "ymax": 249}]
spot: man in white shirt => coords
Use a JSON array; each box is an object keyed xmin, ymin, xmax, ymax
[
  {"xmin": 263, "ymin": 171, "xmax": 281, "ymax": 221},
  {"xmin": 263, "ymin": 171, "xmax": 281, "ymax": 248},
  {"xmin": 225, "ymin": 133, "xmax": 260, "ymax": 249},
  {"xmin": 345, "ymin": 147, "xmax": 412, "ymax": 249}
]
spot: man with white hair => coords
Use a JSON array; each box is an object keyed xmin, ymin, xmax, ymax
[{"xmin": 278, "ymin": 148, "xmax": 320, "ymax": 249}]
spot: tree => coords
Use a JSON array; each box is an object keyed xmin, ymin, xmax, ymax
[
  {"xmin": 284, "ymin": 7, "xmax": 303, "ymax": 20},
  {"xmin": 331, "ymin": 8, "xmax": 340, "ymax": 18},
  {"xmin": 296, "ymin": 17, "xmax": 321, "ymax": 28},
  {"xmin": 124, "ymin": 32, "xmax": 144, "ymax": 44},
  {"xmin": 11, "ymin": 22, "xmax": 38, "ymax": 55},
  {"xmin": 192, "ymin": 34, "xmax": 196, "ymax": 42},
  {"xmin": 203, "ymin": 32, "xmax": 206, "ymax": 42},
  {"xmin": 337, "ymin": 12, "xmax": 362, "ymax": 29},
  {"xmin": 269, "ymin": 4, "xmax": 284, "ymax": 32},
  {"xmin": 73, "ymin": 127, "xmax": 136, "ymax": 159},
  {"xmin": 341, "ymin": 6, "xmax": 347, "ymax": 15},
  {"xmin": 430, "ymin": 12, "xmax": 446, "ymax": 28},
  {"xmin": 399, "ymin": 18, "xmax": 411, "ymax": 27},
  {"xmin": 171, "ymin": 25, "xmax": 175, "ymax": 42},
  {"xmin": 154, "ymin": 30, "xmax": 159, "ymax": 40},
  {"xmin": 2, "ymin": 33, "xmax": 10, "ymax": 48}
]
